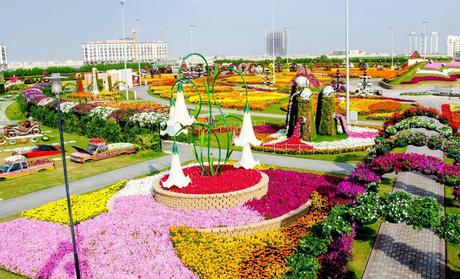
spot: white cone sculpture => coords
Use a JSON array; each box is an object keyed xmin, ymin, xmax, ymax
[
  {"xmin": 161, "ymin": 99, "xmax": 182, "ymax": 136},
  {"xmin": 162, "ymin": 143, "xmax": 191, "ymax": 189},
  {"xmin": 234, "ymin": 102, "xmax": 261, "ymax": 169}
]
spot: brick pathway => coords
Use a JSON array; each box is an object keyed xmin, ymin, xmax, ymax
[{"xmin": 363, "ymin": 145, "xmax": 445, "ymax": 279}]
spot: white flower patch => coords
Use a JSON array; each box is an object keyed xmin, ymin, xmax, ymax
[
  {"xmin": 37, "ymin": 97, "xmax": 55, "ymax": 107},
  {"xmin": 60, "ymin": 102, "xmax": 78, "ymax": 113},
  {"xmin": 107, "ymin": 142, "xmax": 135, "ymax": 151},
  {"xmin": 89, "ymin": 106, "xmax": 117, "ymax": 119},
  {"xmin": 130, "ymin": 112, "xmax": 167, "ymax": 127},
  {"xmin": 347, "ymin": 126, "xmax": 379, "ymax": 133},
  {"xmin": 265, "ymin": 129, "xmax": 288, "ymax": 145},
  {"xmin": 301, "ymin": 137, "xmax": 375, "ymax": 150}
]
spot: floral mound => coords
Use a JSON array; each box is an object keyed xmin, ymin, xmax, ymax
[
  {"xmin": 160, "ymin": 165, "xmax": 261, "ymax": 194},
  {"xmin": 0, "ymin": 196, "xmax": 263, "ymax": 278},
  {"xmin": 245, "ymin": 170, "xmax": 343, "ymax": 219}
]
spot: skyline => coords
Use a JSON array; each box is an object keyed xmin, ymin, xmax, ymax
[{"xmin": 1, "ymin": 0, "xmax": 459, "ymax": 61}]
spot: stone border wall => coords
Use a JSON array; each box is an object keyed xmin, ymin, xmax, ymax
[
  {"xmin": 153, "ymin": 172, "xmax": 269, "ymax": 210},
  {"xmin": 196, "ymin": 200, "xmax": 312, "ymax": 236}
]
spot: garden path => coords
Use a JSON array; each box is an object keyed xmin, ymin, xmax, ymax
[
  {"xmin": 0, "ymin": 140, "xmax": 355, "ymax": 218},
  {"xmin": 363, "ymin": 144, "xmax": 445, "ymax": 279}
]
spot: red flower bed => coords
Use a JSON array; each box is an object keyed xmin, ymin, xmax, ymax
[
  {"xmin": 442, "ymin": 104, "xmax": 460, "ymax": 133},
  {"xmin": 160, "ymin": 165, "xmax": 261, "ymax": 194},
  {"xmin": 245, "ymin": 170, "xmax": 344, "ymax": 219}
]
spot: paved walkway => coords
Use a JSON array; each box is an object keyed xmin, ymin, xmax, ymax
[
  {"xmin": 363, "ymin": 145, "xmax": 445, "ymax": 279},
  {"xmin": 0, "ymin": 140, "xmax": 355, "ymax": 218}
]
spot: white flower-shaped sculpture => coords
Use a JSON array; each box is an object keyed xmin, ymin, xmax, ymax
[
  {"xmin": 234, "ymin": 103, "xmax": 261, "ymax": 169},
  {"xmin": 162, "ymin": 143, "xmax": 191, "ymax": 189},
  {"xmin": 161, "ymin": 83, "xmax": 195, "ymax": 137},
  {"xmin": 160, "ymin": 99, "xmax": 182, "ymax": 136}
]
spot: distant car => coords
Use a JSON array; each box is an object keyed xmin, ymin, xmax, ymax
[
  {"xmin": 0, "ymin": 155, "xmax": 55, "ymax": 180},
  {"xmin": 13, "ymin": 144, "xmax": 61, "ymax": 158}
]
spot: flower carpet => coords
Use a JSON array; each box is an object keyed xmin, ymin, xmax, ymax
[{"xmin": 0, "ymin": 169, "xmax": 344, "ymax": 278}]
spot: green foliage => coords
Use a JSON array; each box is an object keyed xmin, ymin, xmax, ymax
[
  {"xmin": 379, "ymin": 191, "xmax": 412, "ymax": 223},
  {"xmin": 316, "ymin": 94, "xmax": 336, "ymax": 136},
  {"xmin": 285, "ymin": 254, "xmax": 320, "ymax": 279},
  {"xmin": 435, "ymin": 214, "xmax": 460, "ymax": 244},
  {"xmin": 350, "ymin": 193, "xmax": 380, "ymax": 225},
  {"xmin": 298, "ymin": 235, "xmax": 331, "ymax": 257},
  {"xmin": 28, "ymin": 103, "xmax": 160, "ymax": 149},
  {"xmin": 407, "ymin": 197, "xmax": 441, "ymax": 230}
]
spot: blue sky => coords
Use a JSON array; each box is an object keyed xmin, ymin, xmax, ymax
[{"xmin": 1, "ymin": 0, "xmax": 459, "ymax": 61}]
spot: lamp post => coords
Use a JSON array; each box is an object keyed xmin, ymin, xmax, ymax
[
  {"xmin": 136, "ymin": 18, "xmax": 142, "ymax": 86},
  {"xmin": 389, "ymin": 26, "xmax": 395, "ymax": 69},
  {"xmin": 345, "ymin": 0, "xmax": 350, "ymax": 124},
  {"xmin": 120, "ymin": 0, "xmax": 129, "ymax": 100},
  {"xmin": 188, "ymin": 24, "xmax": 196, "ymax": 52},
  {"xmin": 270, "ymin": 12, "xmax": 276, "ymax": 84},
  {"xmin": 48, "ymin": 73, "xmax": 81, "ymax": 279}
]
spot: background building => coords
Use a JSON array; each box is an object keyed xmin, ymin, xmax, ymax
[
  {"xmin": 409, "ymin": 32, "xmax": 418, "ymax": 54},
  {"xmin": 0, "ymin": 44, "xmax": 7, "ymax": 69},
  {"xmin": 266, "ymin": 30, "xmax": 287, "ymax": 57},
  {"xmin": 447, "ymin": 35, "xmax": 460, "ymax": 58},
  {"xmin": 82, "ymin": 40, "xmax": 168, "ymax": 64},
  {"xmin": 430, "ymin": 32, "xmax": 439, "ymax": 54}
]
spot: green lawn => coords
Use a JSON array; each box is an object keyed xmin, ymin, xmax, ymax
[
  {"xmin": 445, "ymin": 186, "xmax": 460, "ymax": 278},
  {"xmin": 294, "ymin": 151, "xmax": 368, "ymax": 163},
  {"xmin": 262, "ymin": 98, "xmax": 289, "ymax": 115},
  {"xmin": 5, "ymin": 102, "xmax": 24, "ymax": 121},
  {"xmin": 0, "ymin": 125, "xmax": 164, "ymax": 200}
]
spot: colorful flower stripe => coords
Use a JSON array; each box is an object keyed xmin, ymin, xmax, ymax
[{"xmin": 401, "ymin": 74, "xmax": 460, "ymax": 84}]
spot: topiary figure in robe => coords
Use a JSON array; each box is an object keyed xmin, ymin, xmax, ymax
[{"xmin": 316, "ymin": 85, "xmax": 337, "ymax": 136}]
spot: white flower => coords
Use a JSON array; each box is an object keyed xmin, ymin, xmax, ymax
[
  {"xmin": 129, "ymin": 112, "xmax": 167, "ymax": 127},
  {"xmin": 161, "ymin": 83, "xmax": 194, "ymax": 136},
  {"xmin": 107, "ymin": 142, "xmax": 135, "ymax": 151},
  {"xmin": 302, "ymin": 137, "xmax": 374, "ymax": 150},
  {"xmin": 234, "ymin": 144, "xmax": 260, "ymax": 169},
  {"xmin": 234, "ymin": 109, "xmax": 261, "ymax": 147},
  {"xmin": 161, "ymin": 143, "xmax": 191, "ymax": 189},
  {"xmin": 89, "ymin": 106, "xmax": 117, "ymax": 119},
  {"xmin": 37, "ymin": 97, "xmax": 55, "ymax": 107},
  {"xmin": 60, "ymin": 102, "xmax": 78, "ymax": 113}
]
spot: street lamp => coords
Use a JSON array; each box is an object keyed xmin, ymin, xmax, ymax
[
  {"xmin": 270, "ymin": 12, "xmax": 276, "ymax": 85},
  {"xmin": 120, "ymin": 0, "xmax": 129, "ymax": 100},
  {"xmin": 136, "ymin": 18, "xmax": 142, "ymax": 86},
  {"xmin": 48, "ymin": 73, "xmax": 81, "ymax": 279},
  {"xmin": 345, "ymin": 0, "xmax": 350, "ymax": 123},
  {"xmin": 389, "ymin": 26, "xmax": 395, "ymax": 69},
  {"xmin": 188, "ymin": 24, "xmax": 196, "ymax": 52}
]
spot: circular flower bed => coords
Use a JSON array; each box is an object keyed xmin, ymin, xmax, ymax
[{"xmin": 160, "ymin": 165, "xmax": 262, "ymax": 194}]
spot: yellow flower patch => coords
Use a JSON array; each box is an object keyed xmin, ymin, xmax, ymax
[
  {"xmin": 21, "ymin": 180, "xmax": 127, "ymax": 225},
  {"xmin": 170, "ymin": 227, "xmax": 287, "ymax": 279}
]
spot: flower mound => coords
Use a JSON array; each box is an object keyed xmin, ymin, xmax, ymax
[
  {"xmin": 245, "ymin": 170, "xmax": 343, "ymax": 219},
  {"xmin": 0, "ymin": 195, "xmax": 263, "ymax": 278},
  {"xmin": 160, "ymin": 165, "xmax": 262, "ymax": 194}
]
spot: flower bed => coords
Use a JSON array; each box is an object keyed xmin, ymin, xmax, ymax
[
  {"xmin": 21, "ymin": 180, "xmax": 127, "ymax": 224},
  {"xmin": 385, "ymin": 116, "xmax": 453, "ymax": 138},
  {"xmin": 245, "ymin": 170, "xmax": 343, "ymax": 219},
  {"xmin": 384, "ymin": 105, "xmax": 449, "ymax": 130},
  {"xmin": 0, "ymin": 195, "xmax": 263, "ymax": 278},
  {"xmin": 160, "ymin": 165, "xmax": 261, "ymax": 194},
  {"xmin": 401, "ymin": 74, "xmax": 460, "ymax": 84}
]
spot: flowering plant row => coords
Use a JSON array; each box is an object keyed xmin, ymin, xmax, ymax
[
  {"xmin": 383, "ymin": 105, "xmax": 449, "ymax": 130},
  {"xmin": 367, "ymin": 132, "xmax": 460, "ymax": 163},
  {"xmin": 21, "ymin": 180, "xmax": 127, "ymax": 224},
  {"xmin": 385, "ymin": 116, "xmax": 453, "ymax": 138}
]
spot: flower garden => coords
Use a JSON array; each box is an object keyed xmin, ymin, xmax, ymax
[{"xmin": 2, "ymin": 51, "xmax": 460, "ymax": 279}]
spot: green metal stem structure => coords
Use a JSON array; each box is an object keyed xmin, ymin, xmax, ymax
[{"xmin": 171, "ymin": 53, "xmax": 249, "ymax": 176}]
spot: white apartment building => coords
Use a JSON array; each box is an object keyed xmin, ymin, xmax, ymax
[
  {"xmin": 0, "ymin": 44, "xmax": 7, "ymax": 69},
  {"xmin": 447, "ymin": 35, "xmax": 460, "ymax": 58},
  {"xmin": 82, "ymin": 40, "xmax": 168, "ymax": 64}
]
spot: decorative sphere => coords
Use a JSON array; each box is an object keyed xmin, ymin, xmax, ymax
[
  {"xmin": 295, "ymin": 76, "xmax": 309, "ymax": 88},
  {"xmin": 321, "ymin": 85, "xmax": 335, "ymax": 96}
]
